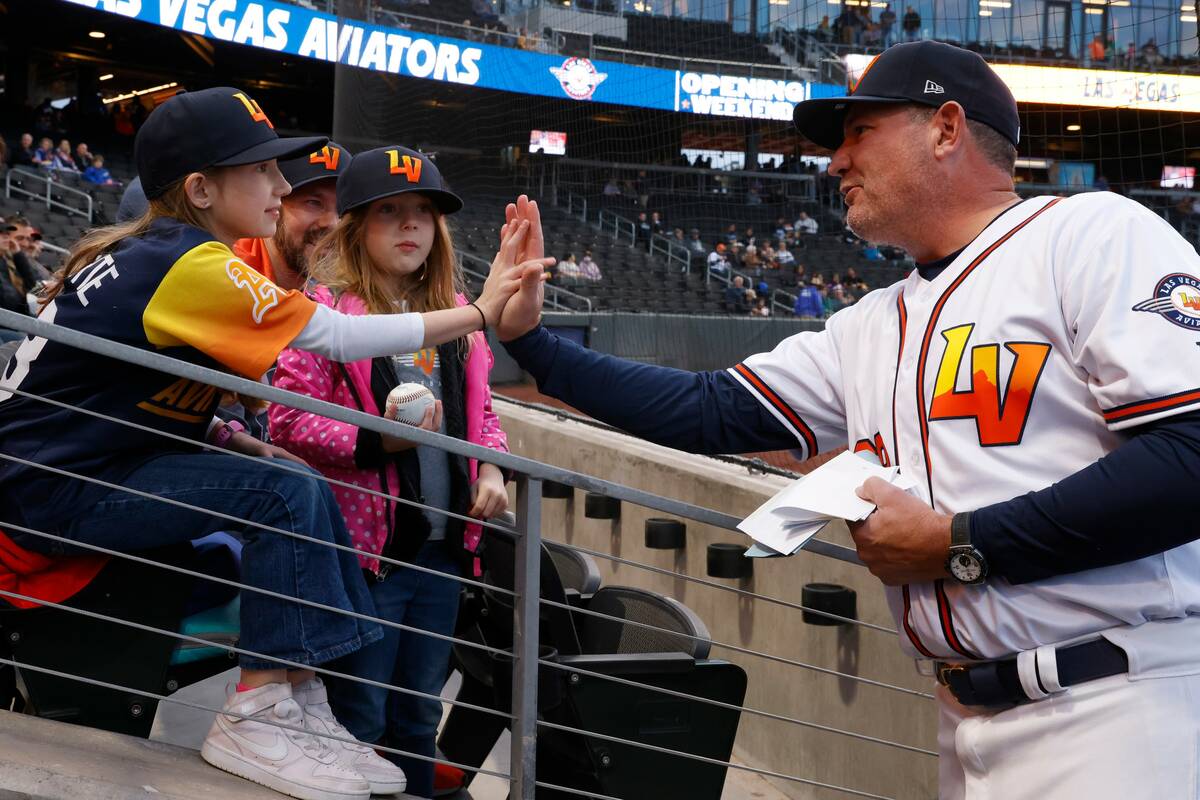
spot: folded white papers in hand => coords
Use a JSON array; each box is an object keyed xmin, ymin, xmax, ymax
[{"xmin": 738, "ymin": 450, "xmax": 919, "ymax": 557}]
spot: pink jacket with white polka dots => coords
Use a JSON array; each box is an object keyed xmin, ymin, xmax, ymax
[{"xmin": 268, "ymin": 287, "xmax": 508, "ymax": 574}]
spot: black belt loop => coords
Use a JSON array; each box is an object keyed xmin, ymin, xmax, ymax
[{"xmin": 936, "ymin": 638, "xmax": 1129, "ymax": 708}]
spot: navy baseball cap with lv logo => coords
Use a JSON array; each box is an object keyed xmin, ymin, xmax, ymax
[
  {"xmin": 278, "ymin": 141, "xmax": 352, "ymax": 191},
  {"xmin": 792, "ymin": 41, "xmax": 1020, "ymax": 150},
  {"xmin": 135, "ymin": 86, "xmax": 328, "ymax": 200},
  {"xmin": 336, "ymin": 145, "xmax": 463, "ymax": 216}
]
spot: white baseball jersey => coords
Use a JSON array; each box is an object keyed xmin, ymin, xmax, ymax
[{"xmin": 730, "ymin": 192, "xmax": 1200, "ymax": 662}]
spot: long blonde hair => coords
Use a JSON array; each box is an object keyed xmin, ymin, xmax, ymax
[
  {"xmin": 311, "ymin": 201, "xmax": 465, "ymax": 317},
  {"xmin": 42, "ymin": 173, "xmax": 216, "ymax": 309}
]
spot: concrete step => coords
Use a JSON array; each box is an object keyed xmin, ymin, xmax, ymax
[{"xmin": 0, "ymin": 709, "xmax": 422, "ymax": 800}]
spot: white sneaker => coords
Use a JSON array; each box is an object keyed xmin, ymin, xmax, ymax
[
  {"xmin": 201, "ymin": 682, "xmax": 371, "ymax": 800},
  {"xmin": 293, "ymin": 677, "xmax": 408, "ymax": 796}
]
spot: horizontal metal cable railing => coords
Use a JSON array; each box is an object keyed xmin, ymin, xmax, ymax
[{"xmin": 0, "ymin": 306, "xmax": 930, "ymax": 799}]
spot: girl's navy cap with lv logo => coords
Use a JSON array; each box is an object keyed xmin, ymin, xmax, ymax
[
  {"xmin": 135, "ymin": 87, "xmax": 328, "ymax": 200},
  {"xmin": 335, "ymin": 146, "xmax": 463, "ymax": 216}
]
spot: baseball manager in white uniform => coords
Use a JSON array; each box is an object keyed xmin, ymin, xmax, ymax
[{"xmin": 496, "ymin": 40, "xmax": 1200, "ymax": 798}]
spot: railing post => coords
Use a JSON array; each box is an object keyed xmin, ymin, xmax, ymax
[{"xmin": 510, "ymin": 475, "xmax": 542, "ymax": 800}]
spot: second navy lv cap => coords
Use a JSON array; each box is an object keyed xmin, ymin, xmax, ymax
[
  {"xmin": 135, "ymin": 87, "xmax": 328, "ymax": 200},
  {"xmin": 336, "ymin": 146, "xmax": 463, "ymax": 216},
  {"xmin": 278, "ymin": 141, "xmax": 351, "ymax": 191},
  {"xmin": 792, "ymin": 41, "xmax": 1020, "ymax": 150}
]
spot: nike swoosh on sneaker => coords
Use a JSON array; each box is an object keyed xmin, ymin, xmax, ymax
[{"xmin": 221, "ymin": 719, "xmax": 292, "ymax": 761}]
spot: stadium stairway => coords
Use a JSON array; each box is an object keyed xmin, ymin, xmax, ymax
[{"xmin": 450, "ymin": 194, "xmax": 731, "ymax": 314}]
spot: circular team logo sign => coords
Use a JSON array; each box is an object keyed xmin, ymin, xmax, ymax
[
  {"xmin": 1132, "ymin": 273, "xmax": 1200, "ymax": 330},
  {"xmin": 548, "ymin": 57, "xmax": 608, "ymax": 101}
]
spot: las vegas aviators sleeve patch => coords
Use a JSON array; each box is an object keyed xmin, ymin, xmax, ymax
[
  {"xmin": 142, "ymin": 240, "xmax": 317, "ymax": 378},
  {"xmin": 1058, "ymin": 194, "xmax": 1200, "ymax": 430}
]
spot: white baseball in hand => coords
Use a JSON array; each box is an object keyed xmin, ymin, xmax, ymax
[{"xmin": 385, "ymin": 383, "xmax": 435, "ymax": 425}]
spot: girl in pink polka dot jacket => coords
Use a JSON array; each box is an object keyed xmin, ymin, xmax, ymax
[{"xmin": 268, "ymin": 147, "xmax": 517, "ymax": 799}]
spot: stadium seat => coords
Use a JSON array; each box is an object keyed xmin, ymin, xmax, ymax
[
  {"xmin": 440, "ymin": 526, "xmax": 746, "ymax": 800},
  {"xmin": 0, "ymin": 536, "xmax": 242, "ymax": 738}
]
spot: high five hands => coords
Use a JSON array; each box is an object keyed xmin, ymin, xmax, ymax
[
  {"xmin": 495, "ymin": 195, "xmax": 551, "ymax": 342},
  {"xmin": 474, "ymin": 208, "xmax": 554, "ymax": 328}
]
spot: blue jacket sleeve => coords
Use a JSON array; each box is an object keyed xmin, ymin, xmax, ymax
[
  {"xmin": 971, "ymin": 410, "xmax": 1200, "ymax": 584},
  {"xmin": 501, "ymin": 325, "xmax": 797, "ymax": 455}
]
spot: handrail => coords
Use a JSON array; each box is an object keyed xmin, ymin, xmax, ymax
[
  {"xmin": 597, "ymin": 209, "xmax": 636, "ymax": 246},
  {"xmin": 565, "ymin": 192, "xmax": 589, "ymax": 223},
  {"xmin": 649, "ymin": 232, "xmax": 693, "ymax": 274},
  {"xmin": 6, "ymin": 168, "xmax": 94, "ymax": 222},
  {"xmin": 458, "ymin": 249, "xmax": 593, "ymax": 313},
  {"xmin": 772, "ymin": 287, "xmax": 799, "ymax": 316},
  {"xmin": 0, "ymin": 305, "xmax": 855, "ymax": 565}
]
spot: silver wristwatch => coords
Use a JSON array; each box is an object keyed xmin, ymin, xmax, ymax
[{"xmin": 945, "ymin": 511, "xmax": 988, "ymax": 585}]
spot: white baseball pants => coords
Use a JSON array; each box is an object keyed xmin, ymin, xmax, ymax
[{"xmin": 937, "ymin": 672, "xmax": 1200, "ymax": 799}]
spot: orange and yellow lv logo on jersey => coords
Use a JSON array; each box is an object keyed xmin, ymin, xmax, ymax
[
  {"xmin": 310, "ymin": 146, "xmax": 341, "ymax": 171},
  {"xmin": 387, "ymin": 150, "xmax": 422, "ymax": 183},
  {"xmin": 232, "ymin": 92, "xmax": 274, "ymax": 129},
  {"xmin": 928, "ymin": 324, "xmax": 1051, "ymax": 446}
]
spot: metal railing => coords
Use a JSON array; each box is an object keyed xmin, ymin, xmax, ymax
[
  {"xmin": 459, "ymin": 249, "xmax": 594, "ymax": 313},
  {"xmin": 0, "ymin": 304, "xmax": 938, "ymax": 800},
  {"xmin": 566, "ymin": 192, "xmax": 589, "ymax": 223},
  {"xmin": 597, "ymin": 209, "xmax": 636, "ymax": 247},
  {"xmin": 649, "ymin": 232, "xmax": 693, "ymax": 274},
  {"xmin": 5, "ymin": 168, "xmax": 94, "ymax": 222}
]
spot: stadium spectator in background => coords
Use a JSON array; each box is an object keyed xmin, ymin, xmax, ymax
[
  {"xmin": 792, "ymin": 278, "xmax": 825, "ymax": 319},
  {"xmin": 52, "ymin": 139, "xmax": 79, "ymax": 173},
  {"xmin": 33, "ymin": 137, "xmax": 54, "ymax": 168},
  {"xmin": 816, "ymin": 14, "xmax": 832, "ymax": 40},
  {"xmin": 579, "ymin": 250, "xmax": 602, "ymax": 282},
  {"xmin": 723, "ymin": 276, "xmax": 749, "ymax": 313},
  {"xmin": 602, "ymin": 177, "xmax": 620, "ymax": 197},
  {"xmin": 75, "ymin": 142, "xmax": 94, "ymax": 167},
  {"xmin": 752, "ymin": 294, "xmax": 771, "ymax": 317},
  {"xmin": 636, "ymin": 211, "xmax": 652, "ymax": 248},
  {"xmin": 650, "ymin": 210, "xmax": 666, "ymax": 237},
  {"xmin": 7, "ymin": 216, "xmax": 52, "ymax": 284},
  {"xmin": 672, "ymin": 226, "xmax": 687, "ymax": 249},
  {"xmin": 708, "ymin": 242, "xmax": 730, "ymax": 277},
  {"xmin": 271, "ymin": 146, "xmax": 519, "ymax": 800},
  {"xmin": 0, "ymin": 219, "xmax": 45, "ymax": 340},
  {"xmin": 556, "ymin": 251, "xmax": 581, "ymax": 280},
  {"xmin": 11, "ymin": 134, "xmax": 36, "ymax": 168},
  {"xmin": 879, "ymin": 4, "xmax": 897, "ymax": 47},
  {"xmin": 687, "ymin": 227, "xmax": 706, "ymax": 256},
  {"xmin": 861, "ymin": 241, "xmax": 885, "ymax": 261},
  {"xmin": 82, "ymin": 155, "xmax": 119, "ymax": 186},
  {"xmin": 776, "ymin": 243, "xmax": 796, "ymax": 269},
  {"xmin": 742, "ymin": 244, "xmax": 761, "ymax": 273},
  {"xmin": 902, "ymin": 6, "xmax": 921, "ymax": 40},
  {"xmin": 795, "ymin": 210, "xmax": 819, "ymax": 235},
  {"xmin": 0, "ymin": 88, "xmax": 541, "ymax": 800},
  {"xmin": 844, "ymin": 267, "xmax": 870, "ymax": 296},
  {"xmin": 1089, "ymin": 35, "xmax": 1107, "ymax": 64}
]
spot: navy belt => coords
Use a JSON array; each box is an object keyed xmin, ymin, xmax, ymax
[{"xmin": 935, "ymin": 638, "xmax": 1129, "ymax": 708}]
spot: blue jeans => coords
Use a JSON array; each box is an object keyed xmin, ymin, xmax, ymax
[
  {"xmin": 39, "ymin": 452, "xmax": 382, "ymax": 670},
  {"xmin": 327, "ymin": 541, "xmax": 463, "ymax": 799}
]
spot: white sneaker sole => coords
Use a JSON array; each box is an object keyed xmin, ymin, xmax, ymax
[
  {"xmin": 201, "ymin": 739, "xmax": 370, "ymax": 800},
  {"xmin": 359, "ymin": 772, "xmax": 407, "ymax": 795}
]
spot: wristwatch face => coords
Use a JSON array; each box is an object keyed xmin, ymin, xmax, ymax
[{"xmin": 949, "ymin": 551, "xmax": 984, "ymax": 583}]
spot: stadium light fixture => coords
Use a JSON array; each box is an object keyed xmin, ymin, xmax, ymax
[
  {"xmin": 1183, "ymin": 13, "xmax": 1198, "ymax": 20},
  {"xmin": 1084, "ymin": 7, "xmax": 1104, "ymax": 12},
  {"xmin": 103, "ymin": 81, "xmax": 179, "ymax": 105},
  {"xmin": 99, "ymin": 74, "xmax": 114, "ymax": 81},
  {"xmin": 1067, "ymin": 123, "xmax": 1082, "ymax": 131},
  {"xmin": 88, "ymin": 31, "xmax": 106, "ymax": 39},
  {"xmin": 979, "ymin": 9, "xmax": 993, "ymax": 15}
]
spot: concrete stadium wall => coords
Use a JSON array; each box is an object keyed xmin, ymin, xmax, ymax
[{"xmin": 495, "ymin": 400, "xmax": 938, "ymax": 800}]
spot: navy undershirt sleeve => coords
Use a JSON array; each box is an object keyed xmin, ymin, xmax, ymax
[
  {"xmin": 501, "ymin": 325, "xmax": 797, "ymax": 455},
  {"xmin": 972, "ymin": 410, "xmax": 1200, "ymax": 585}
]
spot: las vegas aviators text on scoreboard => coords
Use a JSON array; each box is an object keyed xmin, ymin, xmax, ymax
[{"xmin": 63, "ymin": 0, "xmax": 842, "ymax": 121}]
